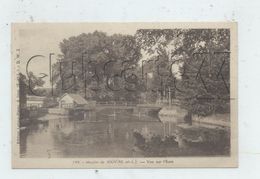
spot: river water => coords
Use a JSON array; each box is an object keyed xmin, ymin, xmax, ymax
[{"xmin": 20, "ymin": 109, "xmax": 230, "ymax": 158}]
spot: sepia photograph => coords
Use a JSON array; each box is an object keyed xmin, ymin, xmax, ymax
[{"xmin": 11, "ymin": 23, "xmax": 237, "ymax": 168}]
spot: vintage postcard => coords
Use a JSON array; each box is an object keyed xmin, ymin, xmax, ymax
[{"xmin": 12, "ymin": 22, "xmax": 238, "ymax": 168}]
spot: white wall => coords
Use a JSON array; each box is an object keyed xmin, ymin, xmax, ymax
[
  {"xmin": 59, "ymin": 95, "xmax": 74, "ymax": 108},
  {"xmin": 27, "ymin": 100, "xmax": 44, "ymax": 107}
]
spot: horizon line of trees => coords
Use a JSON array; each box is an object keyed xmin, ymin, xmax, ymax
[{"xmin": 20, "ymin": 29, "xmax": 230, "ymax": 116}]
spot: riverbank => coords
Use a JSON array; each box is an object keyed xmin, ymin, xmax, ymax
[{"xmin": 192, "ymin": 113, "xmax": 230, "ymax": 127}]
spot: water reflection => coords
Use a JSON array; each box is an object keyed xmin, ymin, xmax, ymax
[{"xmin": 20, "ymin": 110, "xmax": 230, "ymax": 158}]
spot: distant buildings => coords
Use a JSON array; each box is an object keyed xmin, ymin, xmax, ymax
[
  {"xmin": 26, "ymin": 93, "xmax": 96, "ymax": 109},
  {"xmin": 26, "ymin": 95, "xmax": 45, "ymax": 108},
  {"xmin": 58, "ymin": 93, "xmax": 89, "ymax": 108}
]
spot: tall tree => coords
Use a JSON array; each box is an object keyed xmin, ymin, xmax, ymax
[
  {"xmin": 53, "ymin": 31, "xmax": 142, "ymax": 102},
  {"xmin": 135, "ymin": 29, "xmax": 186, "ymax": 103},
  {"xmin": 19, "ymin": 73, "xmax": 27, "ymax": 109},
  {"xmin": 135, "ymin": 29, "xmax": 230, "ymax": 116},
  {"xmin": 177, "ymin": 29, "xmax": 230, "ymax": 116},
  {"xmin": 19, "ymin": 72, "xmax": 45, "ymax": 96}
]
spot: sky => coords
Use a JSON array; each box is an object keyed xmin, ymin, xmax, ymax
[
  {"xmin": 16, "ymin": 23, "xmax": 140, "ymax": 87},
  {"xmin": 15, "ymin": 23, "xmax": 184, "ymax": 88}
]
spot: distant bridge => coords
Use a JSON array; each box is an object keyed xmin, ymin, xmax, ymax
[
  {"xmin": 74, "ymin": 102, "xmax": 163, "ymax": 115},
  {"xmin": 96, "ymin": 102, "xmax": 162, "ymax": 110}
]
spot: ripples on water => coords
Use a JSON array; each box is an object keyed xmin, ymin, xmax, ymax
[{"xmin": 20, "ymin": 110, "xmax": 230, "ymax": 158}]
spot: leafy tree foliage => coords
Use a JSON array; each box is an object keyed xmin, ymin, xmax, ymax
[
  {"xmin": 19, "ymin": 72, "xmax": 45, "ymax": 96},
  {"xmin": 52, "ymin": 29, "xmax": 230, "ymax": 116},
  {"xmin": 177, "ymin": 29, "xmax": 230, "ymax": 115},
  {"xmin": 19, "ymin": 73, "xmax": 27, "ymax": 109},
  {"xmin": 53, "ymin": 31, "xmax": 142, "ymax": 102},
  {"xmin": 135, "ymin": 29, "xmax": 230, "ymax": 116}
]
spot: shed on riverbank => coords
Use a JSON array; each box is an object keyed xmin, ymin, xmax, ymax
[{"xmin": 58, "ymin": 93, "xmax": 88, "ymax": 108}]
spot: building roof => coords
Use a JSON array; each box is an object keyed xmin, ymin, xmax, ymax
[
  {"xmin": 27, "ymin": 95, "xmax": 45, "ymax": 101},
  {"xmin": 59, "ymin": 93, "xmax": 88, "ymax": 105}
]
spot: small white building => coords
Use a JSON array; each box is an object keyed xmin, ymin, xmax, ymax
[
  {"xmin": 26, "ymin": 95, "xmax": 45, "ymax": 108},
  {"xmin": 58, "ymin": 93, "xmax": 88, "ymax": 108}
]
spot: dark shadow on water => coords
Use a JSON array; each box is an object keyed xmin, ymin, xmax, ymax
[{"xmin": 19, "ymin": 110, "xmax": 230, "ymax": 158}]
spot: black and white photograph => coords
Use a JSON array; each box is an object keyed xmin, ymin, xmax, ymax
[
  {"xmin": 11, "ymin": 23, "xmax": 237, "ymax": 168},
  {"xmin": 2, "ymin": 0, "xmax": 260, "ymax": 178}
]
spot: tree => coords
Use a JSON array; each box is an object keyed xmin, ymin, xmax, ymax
[
  {"xmin": 19, "ymin": 72, "xmax": 45, "ymax": 96},
  {"xmin": 176, "ymin": 29, "xmax": 230, "ymax": 116},
  {"xmin": 53, "ymin": 31, "xmax": 142, "ymax": 102},
  {"xmin": 19, "ymin": 72, "xmax": 45, "ymax": 120},
  {"xmin": 19, "ymin": 73, "xmax": 27, "ymax": 109},
  {"xmin": 135, "ymin": 29, "xmax": 230, "ymax": 116},
  {"xmin": 27, "ymin": 72, "xmax": 45, "ymax": 96},
  {"xmin": 135, "ymin": 29, "xmax": 186, "ymax": 104}
]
